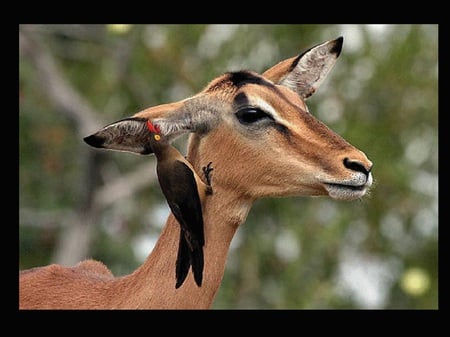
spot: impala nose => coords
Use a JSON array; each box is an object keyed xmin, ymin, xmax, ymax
[{"xmin": 343, "ymin": 157, "xmax": 372, "ymax": 176}]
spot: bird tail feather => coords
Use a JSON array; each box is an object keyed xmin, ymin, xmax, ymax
[
  {"xmin": 175, "ymin": 230, "xmax": 204, "ymax": 288},
  {"xmin": 175, "ymin": 231, "xmax": 190, "ymax": 289}
]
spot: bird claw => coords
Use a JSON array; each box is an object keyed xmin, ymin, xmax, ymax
[{"xmin": 202, "ymin": 162, "xmax": 214, "ymax": 194}]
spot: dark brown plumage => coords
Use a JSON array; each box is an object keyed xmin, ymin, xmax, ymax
[
  {"xmin": 146, "ymin": 121, "xmax": 212, "ymax": 288},
  {"xmin": 83, "ymin": 119, "xmax": 213, "ymax": 287}
]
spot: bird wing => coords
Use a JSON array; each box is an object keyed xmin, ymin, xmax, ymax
[
  {"xmin": 157, "ymin": 160, "xmax": 205, "ymax": 287},
  {"xmin": 158, "ymin": 160, "xmax": 205, "ymax": 246}
]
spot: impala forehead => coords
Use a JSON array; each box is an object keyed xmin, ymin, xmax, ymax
[
  {"xmin": 275, "ymin": 85, "xmax": 310, "ymax": 112},
  {"xmin": 206, "ymin": 70, "xmax": 275, "ymax": 93}
]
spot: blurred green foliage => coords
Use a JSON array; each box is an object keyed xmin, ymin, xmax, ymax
[{"xmin": 19, "ymin": 24, "xmax": 438, "ymax": 309}]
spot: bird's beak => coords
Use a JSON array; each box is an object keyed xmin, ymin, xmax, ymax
[
  {"xmin": 146, "ymin": 120, "xmax": 161, "ymax": 134},
  {"xmin": 146, "ymin": 120, "xmax": 162, "ymax": 141}
]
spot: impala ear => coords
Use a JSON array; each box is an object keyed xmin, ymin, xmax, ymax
[
  {"xmin": 83, "ymin": 117, "xmax": 155, "ymax": 155},
  {"xmin": 263, "ymin": 36, "xmax": 343, "ymax": 99},
  {"xmin": 84, "ymin": 97, "xmax": 219, "ymax": 155},
  {"xmin": 83, "ymin": 101, "xmax": 185, "ymax": 155}
]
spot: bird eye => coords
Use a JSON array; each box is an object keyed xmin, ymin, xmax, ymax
[{"xmin": 235, "ymin": 108, "xmax": 273, "ymax": 125}]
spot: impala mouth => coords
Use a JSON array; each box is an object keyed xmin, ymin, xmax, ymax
[
  {"xmin": 323, "ymin": 177, "xmax": 372, "ymax": 201},
  {"xmin": 325, "ymin": 182, "xmax": 366, "ymax": 191}
]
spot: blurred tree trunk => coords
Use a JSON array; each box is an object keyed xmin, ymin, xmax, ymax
[
  {"xmin": 20, "ymin": 25, "xmax": 104, "ymax": 266},
  {"xmin": 51, "ymin": 148, "xmax": 102, "ymax": 265},
  {"xmin": 20, "ymin": 25, "xmax": 158, "ymax": 266}
]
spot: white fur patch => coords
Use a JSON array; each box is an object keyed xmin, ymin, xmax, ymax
[{"xmin": 245, "ymin": 95, "xmax": 292, "ymax": 128}]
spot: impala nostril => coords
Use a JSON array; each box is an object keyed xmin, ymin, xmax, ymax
[{"xmin": 343, "ymin": 157, "xmax": 369, "ymax": 175}]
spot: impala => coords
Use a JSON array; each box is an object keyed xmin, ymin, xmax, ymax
[{"xmin": 19, "ymin": 36, "xmax": 373, "ymax": 309}]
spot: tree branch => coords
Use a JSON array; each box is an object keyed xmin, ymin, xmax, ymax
[
  {"xmin": 19, "ymin": 25, "xmax": 160, "ymax": 266},
  {"xmin": 19, "ymin": 25, "xmax": 103, "ymax": 137},
  {"xmin": 94, "ymin": 161, "xmax": 158, "ymax": 209}
]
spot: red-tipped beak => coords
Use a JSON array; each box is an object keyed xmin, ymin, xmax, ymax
[{"xmin": 146, "ymin": 120, "xmax": 161, "ymax": 134}]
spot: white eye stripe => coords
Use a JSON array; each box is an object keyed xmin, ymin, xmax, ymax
[{"xmin": 246, "ymin": 96, "xmax": 292, "ymax": 127}]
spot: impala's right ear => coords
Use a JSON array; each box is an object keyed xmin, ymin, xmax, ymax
[{"xmin": 263, "ymin": 36, "xmax": 343, "ymax": 99}]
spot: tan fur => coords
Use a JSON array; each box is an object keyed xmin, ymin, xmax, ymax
[
  {"xmin": 262, "ymin": 56, "xmax": 298, "ymax": 83},
  {"xmin": 19, "ymin": 37, "xmax": 373, "ymax": 309}
]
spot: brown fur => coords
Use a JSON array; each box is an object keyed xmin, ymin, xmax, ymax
[{"xmin": 19, "ymin": 37, "xmax": 372, "ymax": 309}]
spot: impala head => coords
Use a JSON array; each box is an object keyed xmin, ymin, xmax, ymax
[{"xmin": 84, "ymin": 37, "xmax": 373, "ymax": 201}]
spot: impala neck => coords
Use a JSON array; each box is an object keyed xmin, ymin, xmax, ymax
[{"xmin": 113, "ymin": 137, "xmax": 253, "ymax": 309}]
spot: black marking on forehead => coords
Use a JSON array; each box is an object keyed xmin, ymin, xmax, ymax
[
  {"xmin": 206, "ymin": 71, "xmax": 275, "ymax": 93},
  {"xmin": 228, "ymin": 71, "xmax": 275, "ymax": 89}
]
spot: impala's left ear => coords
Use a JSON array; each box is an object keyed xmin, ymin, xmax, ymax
[
  {"xmin": 83, "ymin": 96, "xmax": 219, "ymax": 155},
  {"xmin": 83, "ymin": 101, "xmax": 186, "ymax": 155},
  {"xmin": 262, "ymin": 36, "xmax": 343, "ymax": 99},
  {"xmin": 83, "ymin": 117, "xmax": 156, "ymax": 155}
]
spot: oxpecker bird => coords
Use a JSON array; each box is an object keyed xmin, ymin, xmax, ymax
[{"xmin": 145, "ymin": 120, "xmax": 213, "ymax": 288}]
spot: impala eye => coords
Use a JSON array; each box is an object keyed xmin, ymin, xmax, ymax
[{"xmin": 235, "ymin": 108, "xmax": 273, "ymax": 125}]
